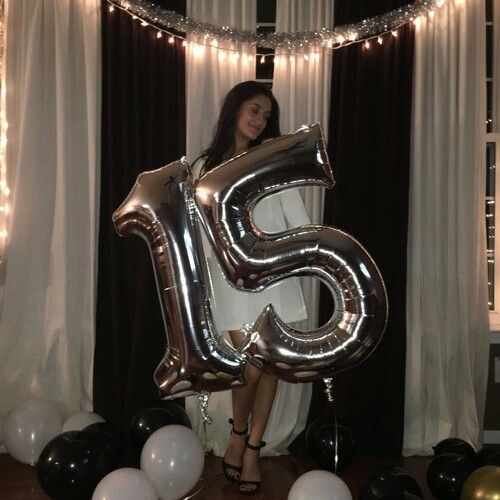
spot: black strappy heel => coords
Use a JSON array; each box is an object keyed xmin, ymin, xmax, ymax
[
  {"xmin": 238, "ymin": 439, "xmax": 266, "ymax": 495},
  {"xmin": 222, "ymin": 418, "xmax": 248, "ymax": 482}
]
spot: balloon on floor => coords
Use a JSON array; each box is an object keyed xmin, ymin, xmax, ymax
[
  {"xmin": 92, "ymin": 468, "xmax": 158, "ymax": 500},
  {"xmin": 37, "ymin": 431, "xmax": 112, "ymax": 500},
  {"xmin": 128, "ymin": 404, "xmax": 191, "ymax": 452},
  {"xmin": 427, "ymin": 452, "xmax": 474, "ymax": 499},
  {"xmin": 433, "ymin": 437, "xmax": 476, "ymax": 462},
  {"xmin": 79, "ymin": 422, "xmax": 124, "ymax": 471},
  {"xmin": 460, "ymin": 466, "xmax": 500, "ymax": 500},
  {"xmin": 140, "ymin": 424, "xmax": 204, "ymax": 500},
  {"xmin": 3, "ymin": 398, "xmax": 62, "ymax": 465},
  {"xmin": 62, "ymin": 411, "xmax": 105, "ymax": 432},
  {"xmin": 359, "ymin": 466, "xmax": 423, "ymax": 499},
  {"xmin": 305, "ymin": 415, "xmax": 354, "ymax": 473},
  {"xmin": 288, "ymin": 470, "xmax": 352, "ymax": 500}
]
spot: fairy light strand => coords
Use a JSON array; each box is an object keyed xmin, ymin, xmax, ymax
[{"xmin": 105, "ymin": 0, "xmax": 448, "ymax": 58}]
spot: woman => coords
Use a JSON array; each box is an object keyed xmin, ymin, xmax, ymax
[{"xmin": 192, "ymin": 81, "xmax": 308, "ymax": 494}]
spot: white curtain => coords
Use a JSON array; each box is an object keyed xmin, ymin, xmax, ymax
[
  {"xmin": 404, "ymin": 0, "xmax": 490, "ymax": 455},
  {"xmin": 0, "ymin": 0, "xmax": 100, "ymax": 416},
  {"xmin": 185, "ymin": 0, "xmax": 256, "ymax": 164},
  {"xmin": 185, "ymin": 0, "xmax": 317, "ymax": 456}
]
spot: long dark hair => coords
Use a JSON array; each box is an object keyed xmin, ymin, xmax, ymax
[{"xmin": 198, "ymin": 81, "xmax": 281, "ymax": 175}]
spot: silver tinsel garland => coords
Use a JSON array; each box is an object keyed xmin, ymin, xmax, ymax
[{"xmin": 108, "ymin": 0, "xmax": 441, "ymax": 50}]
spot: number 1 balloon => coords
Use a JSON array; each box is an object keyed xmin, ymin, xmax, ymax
[
  {"xmin": 113, "ymin": 124, "xmax": 387, "ymax": 398},
  {"xmin": 113, "ymin": 159, "xmax": 245, "ymax": 398}
]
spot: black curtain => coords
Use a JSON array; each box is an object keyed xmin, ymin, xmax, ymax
[
  {"xmin": 311, "ymin": 0, "xmax": 414, "ymax": 457},
  {"xmin": 93, "ymin": 0, "xmax": 186, "ymax": 430}
]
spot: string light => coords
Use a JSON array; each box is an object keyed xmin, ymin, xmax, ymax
[{"xmin": 104, "ymin": 0, "xmax": 453, "ymax": 61}]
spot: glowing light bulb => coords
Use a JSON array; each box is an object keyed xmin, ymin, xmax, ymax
[
  {"xmin": 364, "ymin": 40, "xmax": 370, "ymax": 49},
  {"xmin": 108, "ymin": 5, "xmax": 115, "ymax": 12},
  {"xmin": 377, "ymin": 36, "xmax": 383, "ymax": 45},
  {"xmin": 168, "ymin": 36, "xmax": 174, "ymax": 44},
  {"xmin": 156, "ymin": 31, "xmax": 162, "ymax": 38},
  {"xmin": 391, "ymin": 30, "xmax": 398, "ymax": 37}
]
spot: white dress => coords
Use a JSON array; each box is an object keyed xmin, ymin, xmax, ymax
[
  {"xmin": 192, "ymin": 158, "xmax": 309, "ymax": 331},
  {"xmin": 187, "ymin": 158, "xmax": 312, "ymax": 457}
]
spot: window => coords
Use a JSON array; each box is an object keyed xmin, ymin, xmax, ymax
[
  {"xmin": 486, "ymin": 0, "xmax": 500, "ymax": 328},
  {"xmin": 256, "ymin": 0, "xmax": 276, "ymax": 85}
]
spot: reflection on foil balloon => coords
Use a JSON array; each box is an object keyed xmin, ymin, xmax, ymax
[
  {"xmin": 195, "ymin": 123, "xmax": 388, "ymax": 381},
  {"xmin": 113, "ymin": 160, "xmax": 244, "ymax": 398}
]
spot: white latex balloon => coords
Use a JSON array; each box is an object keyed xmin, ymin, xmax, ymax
[
  {"xmin": 62, "ymin": 411, "xmax": 105, "ymax": 432},
  {"xmin": 288, "ymin": 470, "xmax": 353, "ymax": 500},
  {"xmin": 141, "ymin": 425, "xmax": 204, "ymax": 500},
  {"xmin": 92, "ymin": 468, "xmax": 158, "ymax": 500},
  {"xmin": 3, "ymin": 398, "xmax": 62, "ymax": 465}
]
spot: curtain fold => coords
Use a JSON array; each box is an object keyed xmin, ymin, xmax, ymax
[
  {"xmin": 403, "ymin": 0, "xmax": 489, "ymax": 455},
  {"xmin": 315, "ymin": 0, "xmax": 414, "ymax": 456},
  {"xmin": 0, "ymin": 0, "xmax": 100, "ymax": 415},
  {"xmin": 93, "ymin": 1, "xmax": 186, "ymax": 430}
]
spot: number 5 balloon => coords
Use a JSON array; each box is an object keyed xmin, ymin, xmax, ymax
[
  {"xmin": 195, "ymin": 124, "xmax": 388, "ymax": 382},
  {"xmin": 113, "ymin": 123, "xmax": 387, "ymax": 398}
]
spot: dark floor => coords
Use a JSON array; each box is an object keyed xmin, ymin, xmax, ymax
[{"xmin": 0, "ymin": 453, "xmax": 432, "ymax": 499}]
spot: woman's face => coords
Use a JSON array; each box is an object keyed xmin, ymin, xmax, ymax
[{"xmin": 235, "ymin": 94, "xmax": 272, "ymax": 143}]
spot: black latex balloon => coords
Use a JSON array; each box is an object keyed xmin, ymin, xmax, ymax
[
  {"xmin": 426, "ymin": 453, "xmax": 474, "ymax": 499},
  {"xmin": 128, "ymin": 405, "xmax": 191, "ymax": 451},
  {"xmin": 359, "ymin": 466, "xmax": 423, "ymax": 500},
  {"xmin": 152, "ymin": 400, "xmax": 191, "ymax": 429},
  {"xmin": 37, "ymin": 431, "xmax": 110, "ymax": 500},
  {"xmin": 432, "ymin": 438, "xmax": 476, "ymax": 462},
  {"xmin": 473, "ymin": 446, "xmax": 500, "ymax": 469},
  {"xmin": 78, "ymin": 422, "xmax": 124, "ymax": 470},
  {"xmin": 305, "ymin": 416, "xmax": 354, "ymax": 473}
]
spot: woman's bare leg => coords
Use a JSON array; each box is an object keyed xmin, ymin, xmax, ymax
[
  {"xmin": 239, "ymin": 372, "xmax": 278, "ymax": 492},
  {"xmin": 223, "ymin": 330, "xmax": 263, "ymax": 479}
]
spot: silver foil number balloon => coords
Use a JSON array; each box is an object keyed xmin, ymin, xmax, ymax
[
  {"xmin": 113, "ymin": 160, "xmax": 245, "ymax": 398},
  {"xmin": 195, "ymin": 124, "xmax": 388, "ymax": 382}
]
